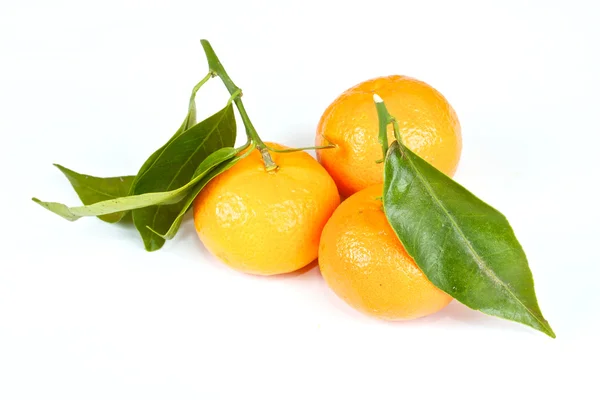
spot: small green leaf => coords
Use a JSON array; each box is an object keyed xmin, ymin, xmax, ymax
[
  {"xmin": 132, "ymin": 103, "xmax": 237, "ymax": 251},
  {"xmin": 31, "ymin": 149, "xmax": 236, "ymax": 223},
  {"xmin": 148, "ymin": 153, "xmax": 243, "ymax": 240},
  {"xmin": 45, "ymin": 165, "xmax": 134, "ymax": 223},
  {"xmin": 383, "ymin": 141, "xmax": 555, "ymax": 338}
]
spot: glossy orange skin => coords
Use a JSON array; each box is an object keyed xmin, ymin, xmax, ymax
[
  {"xmin": 319, "ymin": 184, "xmax": 452, "ymax": 320},
  {"xmin": 316, "ymin": 75, "xmax": 462, "ymax": 198},
  {"xmin": 194, "ymin": 143, "xmax": 340, "ymax": 276}
]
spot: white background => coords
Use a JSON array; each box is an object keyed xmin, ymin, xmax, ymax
[{"xmin": 1, "ymin": 1, "xmax": 599, "ymax": 398}]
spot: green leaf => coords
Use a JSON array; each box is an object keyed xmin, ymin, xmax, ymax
[
  {"xmin": 31, "ymin": 148, "xmax": 236, "ymax": 223},
  {"xmin": 37, "ymin": 165, "xmax": 135, "ymax": 223},
  {"xmin": 127, "ymin": 86, "xmax": 200, "ymax": 196},
  {"xmin": 383, "ymin": 141, "xmax": 555, "ymax": 337},
  {"xmin": 34, "ymin": 78, "xmax": 205, "ymax": 224},
  {"xmin": 131, "ymin": 103, "xmax": 237, "ymax": 251},
  {"xmin": 148, "ymin": 152, "xmax": 243, "ymax": 240}
]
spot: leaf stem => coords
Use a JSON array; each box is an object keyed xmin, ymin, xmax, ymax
[
  {"xmin": 186, "ymin": 72, "xmax": 215, "ymax": 123},
  {"xmin": 390, "ymin": 120, "xmax": 402, "ymax": 144},
  {"xmin": 373, "ymin": 93, "xmax": 403, "ymax": 161},
  {"xmin": 200, "ymin": 39, "xmax": 277, "ymax": 171},
  {"xmin": 190, "ymin": 71, "xmax": 214, "ymax": 108},
  {"xmin": 226, "ymin": 89, "xmax": 242, "ymax": 106},
  {"xmin": 235, "ymin": 140, "xmax": 253, "ymax": 154}
]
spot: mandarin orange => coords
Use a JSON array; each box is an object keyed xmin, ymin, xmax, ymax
[
  {"xmin": 316, "ymin": 75, "xmax": 461, "ymax": 198},
  {"xmin": 319, "ymin": 184, "xmax": 452, "ymax": 320},
  {"xmin": 194, "ymin": 143, "xmax": 340, "ymax": 275}
]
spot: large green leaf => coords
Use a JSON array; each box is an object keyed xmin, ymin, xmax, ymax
[
  {"xmin": 31, "ymin": 148, "xmax": 237, "ymax": 222},
  {"xmin": 148, "ymin": 151, "xmax": 244, "ymax": 240},
  {"xmin": 34, "ymin": 165, "xmax": 135, "ymax": 223},
  {"xmin": 383, "ymin": 141, "xmax": 555, "ymax": 337},
  {"xmin": 131, "ymin": 104, "xmax": 236, "ymax": 251}
]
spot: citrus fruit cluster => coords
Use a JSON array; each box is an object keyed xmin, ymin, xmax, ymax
[
  {"xmin": 194, "ymin": 75, "xmax": 462, "ymax": 321},
  {"xmin": 34, "ymin": 40, "xmax": 553, "ymax": 336}
]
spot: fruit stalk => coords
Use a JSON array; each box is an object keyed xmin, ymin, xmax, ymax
[{"xmin": 200, "ymin": 39, "xmax": 278, "ymax": 171}]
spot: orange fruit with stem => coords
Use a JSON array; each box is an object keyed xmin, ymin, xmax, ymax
[
  {"xmin": 316, "ymin": 75, "xmax": 462, "ymax": 198},
  {"xmin": 194, "ymin": 142, "xmax": 340, "ymax": 276},
  {"xmin": 318, "ymin": 184, "xmax": 453, "ymax": 320}
]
